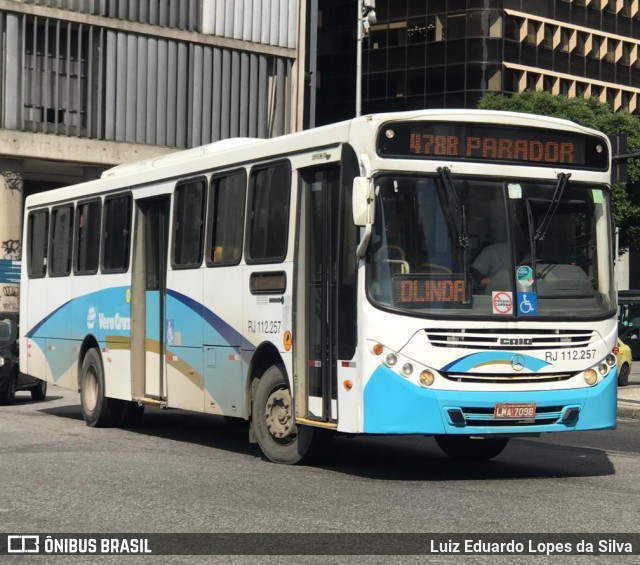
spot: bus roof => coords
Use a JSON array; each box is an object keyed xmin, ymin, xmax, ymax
[{"xmin": 24, "ymin": 109, "xmax": 609, "ymax": 208}]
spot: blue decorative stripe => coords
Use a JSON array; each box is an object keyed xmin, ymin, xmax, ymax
[
  {"xmin": 166, "ymin": 289, "xmax": 252, "ymax": 350},
  {"xmin": 26, "ymin": 300, "xmax": 72, "ymax": 338},
  {"xmin": 441, "ymin": 351, "xmax": 550, "ymax": 372}
]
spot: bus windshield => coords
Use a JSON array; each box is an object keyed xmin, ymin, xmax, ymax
[{"xmin": 367, "ymin": 174, "xmax": 614, "ymax": 319}]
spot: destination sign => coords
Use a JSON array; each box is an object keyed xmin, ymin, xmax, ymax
[
  {"xmin": 392, "ymin": 273, "xmax": 471, "ymax": 308},
  {"xmin": 377, "ymin": 121, "xmax": 609, "ymax": 170}
]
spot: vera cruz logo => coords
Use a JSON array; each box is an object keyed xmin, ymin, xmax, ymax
[
  {"xmin": 86, "ymin": 305, "xmax": 131, "ymax": 331},
  {"xmin": 87, "ymin": 305, "xmax": 96, "ymax": 329}
]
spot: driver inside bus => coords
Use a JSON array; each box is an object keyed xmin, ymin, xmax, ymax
[
  {"xmin": 470, "ymin": 223, "xmax": 529, "ymax": 288},
  {"xmin": 470, "ymin": 241, "xmax": 510, "ymax": 286}
]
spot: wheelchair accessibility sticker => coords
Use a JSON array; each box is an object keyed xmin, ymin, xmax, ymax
[{"xmin": 517, "ymin": 292, "xmax": 538, "ymax": 315}]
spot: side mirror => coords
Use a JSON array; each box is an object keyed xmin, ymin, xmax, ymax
[{"xmin": 352, "ymin": 176, "xmax": 375, "ymax": 227}]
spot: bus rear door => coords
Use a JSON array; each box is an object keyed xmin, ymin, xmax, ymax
[{"xmin": 131, "ymin": 196, "xmax": 170, "ymax": 403}]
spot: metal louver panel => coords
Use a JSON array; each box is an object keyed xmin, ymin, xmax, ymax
[{"xmin": 5, "ymin": 10, "xmax": 296, "ymax": 148}]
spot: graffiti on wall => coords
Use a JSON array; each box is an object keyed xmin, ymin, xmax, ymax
[{"xmin": 1, "ymin": 172, "xmax": 23, "ymax": 194}]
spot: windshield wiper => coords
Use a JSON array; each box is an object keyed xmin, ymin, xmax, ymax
[
  {"xmin": 525, "ymin": 172, "xmax": 571, "ymax": 287},
  {"xmin": 534, "ymin": 172, "xmax": 571, "ymax": 243},
  {"xmin": 437, "ymin": 167, "xmax": 469, "ymax": 250},
  {"xmin": 437, "ymin": 167, "xmax": 470, "ymax": 294}
]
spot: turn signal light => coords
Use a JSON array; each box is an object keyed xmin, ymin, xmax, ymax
[
  {"xmin": 343, "ymin": 380, "xmax": 353, "ymax": 390},
  {"xmin": 419, "ymin": 370, "xmax": 435, "ymax": 387},
  {"xmin": 372, "ymin": 343, "xmax": 384, "ymax": 356}
]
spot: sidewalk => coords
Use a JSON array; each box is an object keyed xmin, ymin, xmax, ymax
[{"xmin": 617, "ymin": 364, "xmax": 640, "ymax": 420}]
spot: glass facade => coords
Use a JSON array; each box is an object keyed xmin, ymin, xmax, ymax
[{"xmin": 316, "ymin": 0, "xmax": 640, "ymax": 125}]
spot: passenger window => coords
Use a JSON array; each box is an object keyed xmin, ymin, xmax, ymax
[
  {"xmin": 102, "ymin": 194, "xmax": 132, "ymax": 273},
  {"xmin": 75, "ymin": 199, "xmax": 101, "ymax": 275},
  {"xmin": 27, "ymin": 210, "xmax": 49, "ymax": 279},
  {"xmin": 49, "ymin": 204, "xmax": 74, "ymax": 277},
  {"xmin": 246, "ymin": 162, "xmax": 290, "ymax": 263},
  {"xmin": 208, "ymin": 170, "xmax": 247, "ymax": 267},
  {"xmin": 173, "ymin": 178, "xmax": 206, "ymax": 268}
]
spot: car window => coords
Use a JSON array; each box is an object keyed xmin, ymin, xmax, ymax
[{"xmin": 0, "ymin": 319, "xmax": 15, "ymax": 342}]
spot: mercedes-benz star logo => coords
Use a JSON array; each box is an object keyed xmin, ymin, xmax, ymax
[{"xmin": 511, "ymin": 354, "xmax": 525, "ymax": 372}]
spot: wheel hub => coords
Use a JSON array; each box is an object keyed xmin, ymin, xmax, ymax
[
  {"xmin": 84, "ymin": 368, "xmax": 98, "ymax": 411},
  {"xmin": 265, "ymin": 389, "xmax": 296, "ymax": 439}
]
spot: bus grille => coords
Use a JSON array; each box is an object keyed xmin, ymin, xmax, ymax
[
  {"xmin": 458, "ymin": 405, "xmax": 565, "ymax": 427},
  {"xmin": 426, "ymin": 328, "xmax": 595, "ymax": 350},
  {"xmin": 441, "ymin": 372, "xmax": 574, "ymax": 384}
]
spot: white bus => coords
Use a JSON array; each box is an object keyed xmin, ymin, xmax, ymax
[{"xmin": 20, "ymin": 109, "xmax": 617, "ymax": 463}]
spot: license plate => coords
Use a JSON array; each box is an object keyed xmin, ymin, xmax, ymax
[{"xmin": 494, "ymin": 402, "xmax": 536, "ymax": 419}]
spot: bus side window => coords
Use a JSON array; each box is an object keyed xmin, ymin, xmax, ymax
[
  {"xmin": 49, "ymin": 204, "xmax": 74, "ymax": 277},
  {"xmin": 172, "ymin": 177, "xmax": 206, "ymax": 269},
  {"xmin": 246, "ymin": 162, "xmax": 291, "ymax": 264},
  {"xmin": 102, "ymin": 193, "xmax": 132, "ymax": 273},
  {"xmin": 207, "ymin": 169, "xmax": 247, "ymax": 267},
  {"xmin": 27, "ymin": 210, "xmax": 49, "ymax": 279},
  {"xmin": 75, "ymin": 199, "xmax": 101, "ymax": 275}
]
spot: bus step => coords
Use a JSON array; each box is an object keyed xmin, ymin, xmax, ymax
[{"xmin": 136, "ymin": 397, "xmax": 168, "ymax": 409}]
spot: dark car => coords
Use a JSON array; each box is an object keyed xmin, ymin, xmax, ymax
[
  {"xmin": 619, "ymin": 325, "xmax": 640, "ymax": 362},
  {"xmin": 0, "ymin": 314, "xmax": 47, "ymax": 405}
]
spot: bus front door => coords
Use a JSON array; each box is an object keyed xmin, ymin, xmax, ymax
[
  {"xmin": 131, "ymin": 197, "xmax": 170, "ymax": 402},
  {"xmin": 296, "ymin": 166, "xmax": 341, "ymax": 423}
]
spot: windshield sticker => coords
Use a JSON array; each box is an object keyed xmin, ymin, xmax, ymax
[
  {"xmin": 516, "ymin": 265, "xmax": 534, "ymax": 287},
  {"xmin": 517, "ymin": 292, "xmax": 538, "ymax": 315},
  {"xmin": 492, "ymin": 291, "xmax": 513, "ymax": 315},
  {"xmin": 592, "ymin": 188, "xmax": 604, "ymax": 204}
]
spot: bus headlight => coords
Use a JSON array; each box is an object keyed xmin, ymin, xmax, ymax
[
  {"xmin": 584, "ymin": 369, "xmax": 598, "ymax": 386},
  {"xmin": 402, "ymin": 363, "xmax": 413, "ymax": 376},
  {"xmin": 605, "ymin": 353, "xmax": 616, "ymax": 367},
  {"xmin": 368, "ymin": 340, "xmax": 438, "ymax": 386},
  {"xmin": 597, "ymin": 362, "xmax": 609, "ymax": 376},
  {"xmin": 0, "ymin": 356, "xmax": 4, "ymax": 367}
]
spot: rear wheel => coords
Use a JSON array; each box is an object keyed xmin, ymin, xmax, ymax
[
  {"xmin": 435, "ymin": 435, "xmax": 509, "ymax": 461},
  {"xmin": 80, "ymin": 349, "xmax": 117, "ymax": 427},
  {"xmin": 251, "ymin": 365, "xmax": 328, "ymax": 464},
  {"xmin": 618, "ymin": 363, "xmax": 630, "ymax": 387},
  {"xmin": 31, "ymin": 379, "xmax": 47, "ymax": 401},
  {"xmin": 0, "ymin": 371, "xmax": 17, "ymax": 405}
]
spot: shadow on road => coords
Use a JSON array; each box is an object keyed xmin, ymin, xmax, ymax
[{"xmin": 38, "ymin": 402, "xmax": 615, "ymax": 481}]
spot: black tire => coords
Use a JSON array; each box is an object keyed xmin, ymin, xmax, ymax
[
  {"xmin": 618, "ymin": 363, "xmax": 630, "ymax": 387},
  {"xmin": 80, "ymin": 349, "xmax": 117, "ymax": 427},
  {"xmin": 251, "ymin": 365, "xmax": 328, "ymax": 464},
  {"xmin": 435, "ymin": 435, "xmax": 509, "ymax": 461},
  {"xmin": 116, "ymin": 400, "xmax": 145, "ymax": 428},
  {"xmin": 0, "ymin": 371, "xmax": 17, "ymax": 405},
  {"xmin": 30, "ymin": 379, "xmax": 47, "ymax": 402}
]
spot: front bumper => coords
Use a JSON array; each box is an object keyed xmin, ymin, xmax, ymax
[{"xmin": 363, "ymin": 365, "xmax": 618, "ymax": 434}]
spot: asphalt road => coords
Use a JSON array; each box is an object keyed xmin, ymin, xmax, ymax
[{"xmin": 1, "ymin": 385, "xmax": 639, "ymax": 564}]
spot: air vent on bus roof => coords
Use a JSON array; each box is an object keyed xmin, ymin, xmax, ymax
[{"xmin": 101, "ymin": 137, "xmax": 260, "ymax": 179}]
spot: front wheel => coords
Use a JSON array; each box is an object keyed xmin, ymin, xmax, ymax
[
  {"xmin": 31, "ymin": 379, "xmax": 47, "ymax": 402},
  {"xmin": 0, "ymin": 371, "xmax": 17, "ymax": 405},
  {"xmin": 435, "ymin": 435, "xmax": 509, "ymax": 461},
  {"xmin": 80, "ymin": 349, "xmax": 116, "ymax": 427},
  {"xmin": 618, "ymin": 363, "xmax": 630, "ymax": 387},
  {"xmin": 251, "ymin": 365, "xmax": 327, "ymax": 464}
]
